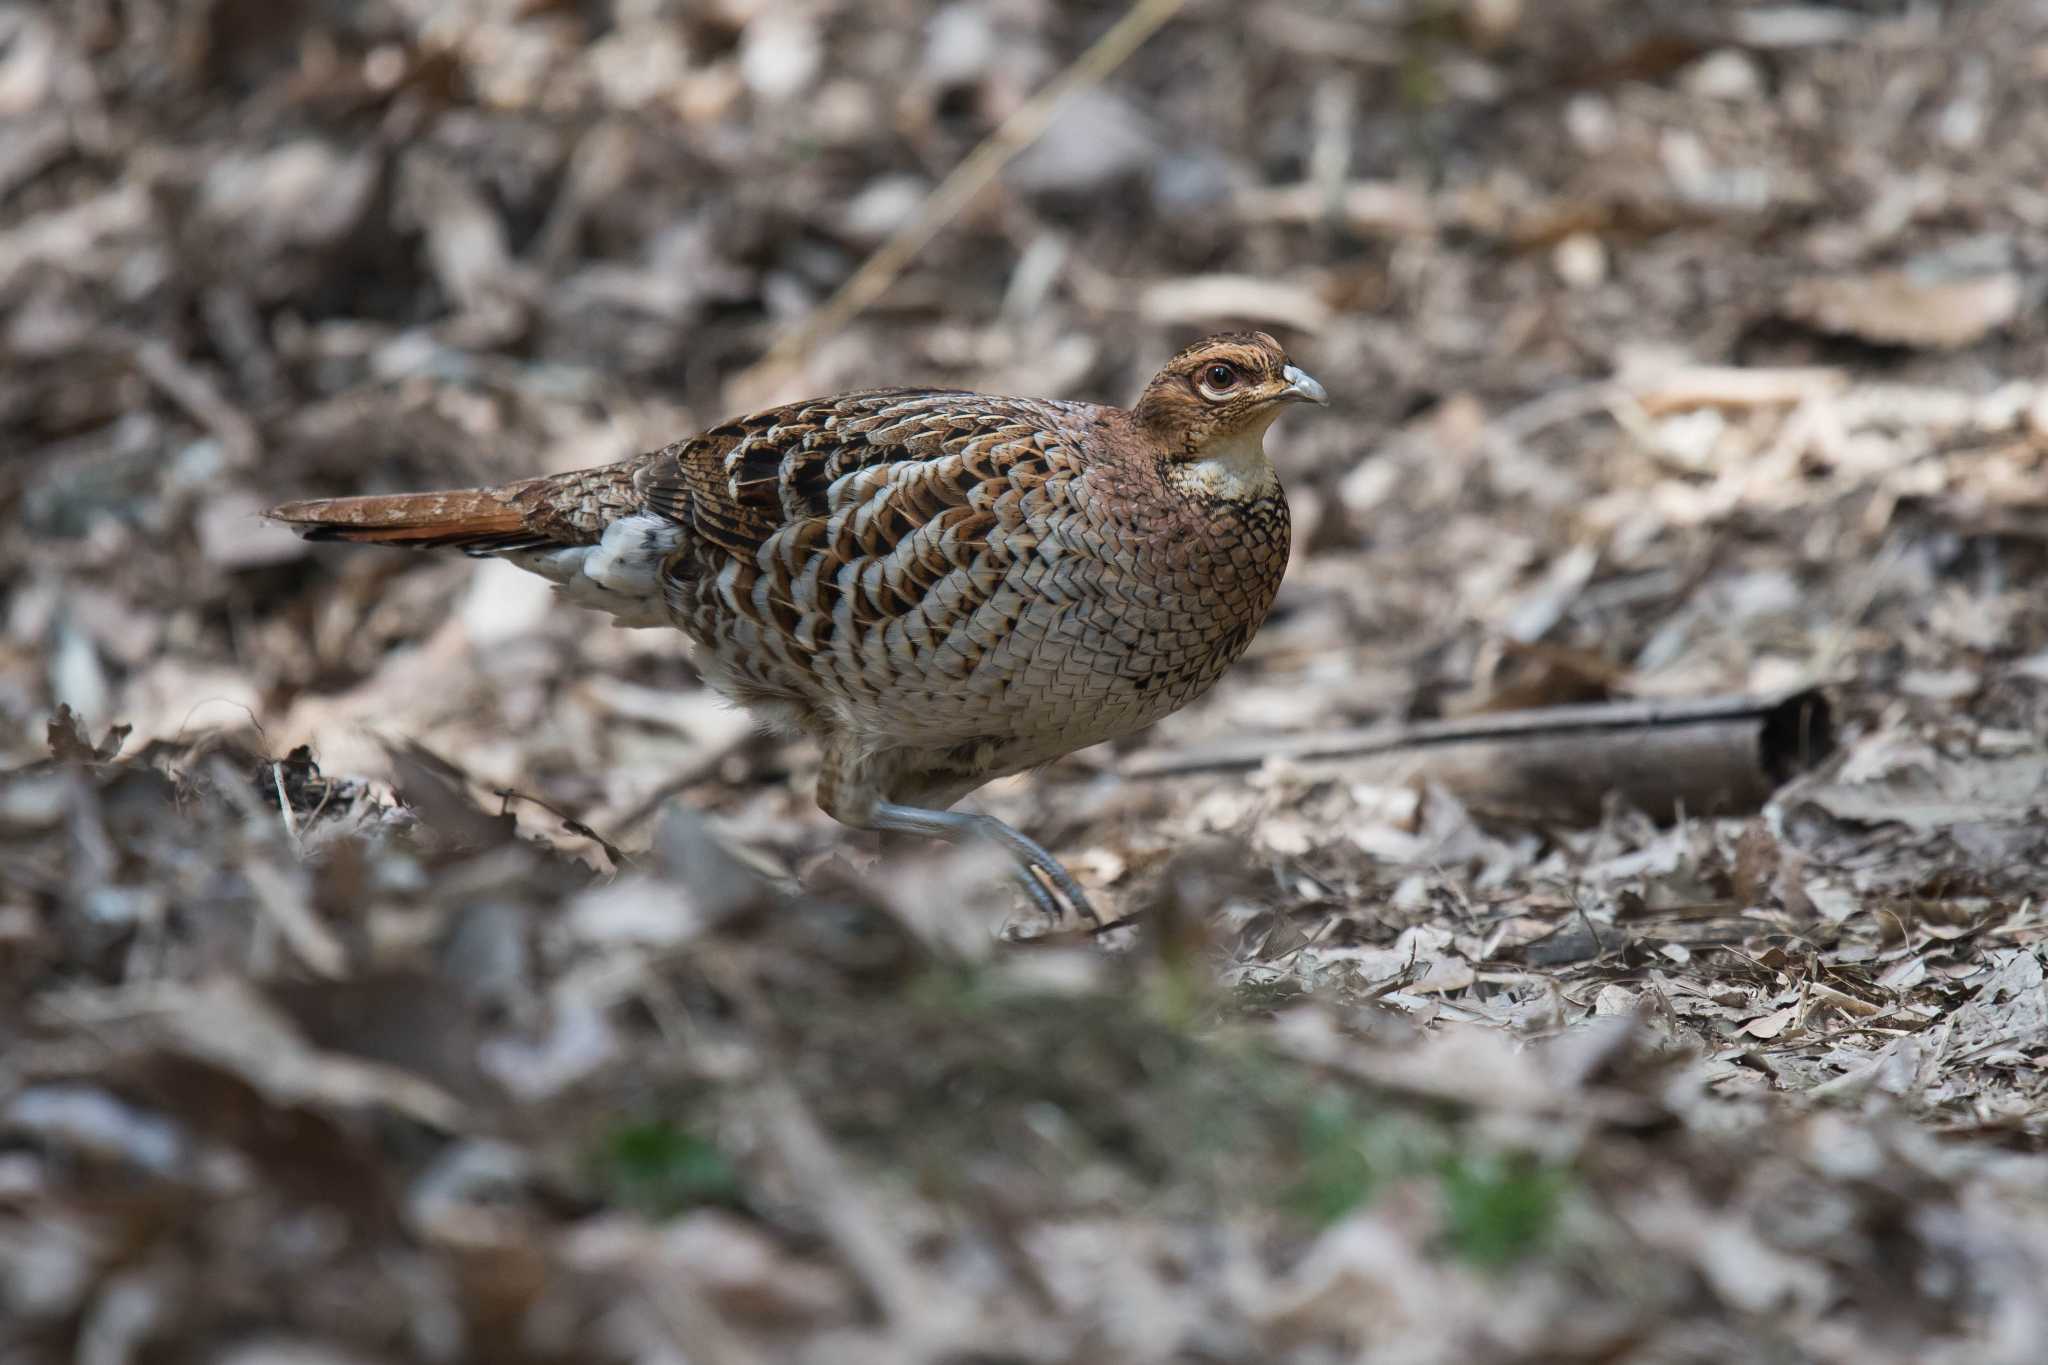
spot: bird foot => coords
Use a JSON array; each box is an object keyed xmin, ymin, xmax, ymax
[
  {"xmin": 869, "ymin": 800, "xmax": 1098, "ymax": 924},
  {"xmin": 1007, "ymin": 848, "xmax": 1100, "ymax": 926}
]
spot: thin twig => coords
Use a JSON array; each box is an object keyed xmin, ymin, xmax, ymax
[
  {"xmin": 748, "ymin": 0, "xmax": 1191, "ymax": 378},
  {"xmin": 494, "ymin": 787, "xmax": 634, "ymax": 869},
  {"xmin": 1573, "ymin": 892, "xmax": 1606, "ymax": 959},
  {"xmin": 272, "ymin": 761, "xmax": 301, "ymax": 852}
]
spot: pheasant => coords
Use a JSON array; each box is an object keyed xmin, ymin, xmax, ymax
[{"xmin": 271, "ymin": 332, "xmax": 1327, "ymax": 920}]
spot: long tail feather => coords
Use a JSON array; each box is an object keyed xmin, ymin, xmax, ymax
[{"xmin": 267, "ymin": 489, "xmax": 544, "ymax": 553}]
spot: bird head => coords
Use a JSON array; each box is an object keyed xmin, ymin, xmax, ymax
[
  {"xmin": 1132, "ymin": 332, "xmax": 1328, "ymax": 495},
  {"xmin": 1134, "ymin": 331, "xmax": 1328, "ymax": 450}
]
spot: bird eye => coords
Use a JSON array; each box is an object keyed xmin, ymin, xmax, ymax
[{"xmin": 1200, "ymin": 363, "xmax": 1239, "ymax": 393}]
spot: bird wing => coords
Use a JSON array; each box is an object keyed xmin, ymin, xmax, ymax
[
  {"xmin": 636, "ymin": 389, "xmax": 1100, "ymax": 660},
  {"xmin": 638, "ymin": 390, "xmax": 1069, "ymax": 553}
]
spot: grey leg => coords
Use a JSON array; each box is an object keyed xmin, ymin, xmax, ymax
[{"xmin": 870, "ymin": 800, "xmax": 1099, "ymax": 924}]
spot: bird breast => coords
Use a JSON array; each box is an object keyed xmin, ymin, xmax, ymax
[{"xmin": 866, "ymin": 456, "xmax": 1291, "ymax": 751}]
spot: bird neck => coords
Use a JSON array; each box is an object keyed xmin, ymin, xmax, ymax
[{"xmin": 1161, "ymin": 421, "xmax": 1282, "ymax": 503}]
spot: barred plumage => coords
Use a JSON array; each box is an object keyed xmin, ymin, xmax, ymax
[{"xmin": 271, "ymin": 333, "xmax": 1328, "ymax": 919}]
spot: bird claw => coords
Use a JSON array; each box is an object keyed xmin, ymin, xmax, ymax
[
  {"xmin": 866, "ymin": 800, "xmax": 1098, "ymax": 925},
  {"xmin": 967, "ymin": 816, "xmax": 1098, "ymax": 924},
  {"xmin": 1009, "ymin": 853, "xmax": 1099, "ymax": 926}
]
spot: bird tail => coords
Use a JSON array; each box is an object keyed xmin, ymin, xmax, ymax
[
  {"xmin": 269, "ymin": 482, "xmax": 559, "ymax": 554},
  {"xmin": 269, "ymin": 487, "xmax": 530, "ymax": 550}
]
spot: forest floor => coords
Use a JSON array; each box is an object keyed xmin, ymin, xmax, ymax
[{"xmin": 5, "ymin": 1, "xmax": 2048, "ymax": 1360}]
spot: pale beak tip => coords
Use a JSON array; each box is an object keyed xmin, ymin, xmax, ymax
[{"xmin": 1281, "ymin": 364, "xmax": 1330, "ymax": 406}]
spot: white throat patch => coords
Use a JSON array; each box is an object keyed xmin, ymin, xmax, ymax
[{"xmin": 1172, "ymin": 421, "xmax": 1281, "ymax": 501}]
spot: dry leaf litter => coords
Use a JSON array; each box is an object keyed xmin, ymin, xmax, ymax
[{"xmin": 6, "ymin": 1, "xmax": 2048, "ymax": 1361}]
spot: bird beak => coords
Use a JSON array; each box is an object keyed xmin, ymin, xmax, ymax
[{"xmin": 1280, "ymin": 364, "xmax": 1330, "ymax": 406}]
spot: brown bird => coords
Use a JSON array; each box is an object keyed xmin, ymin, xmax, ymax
[{"xmin": 271, "ymin": 333, "xmax": 1327, "ymax": 919}]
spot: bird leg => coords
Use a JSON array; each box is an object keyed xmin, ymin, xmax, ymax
[{"xmin": 869, "ymin": 800, "xmax": 1099, "ymax": 924}]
